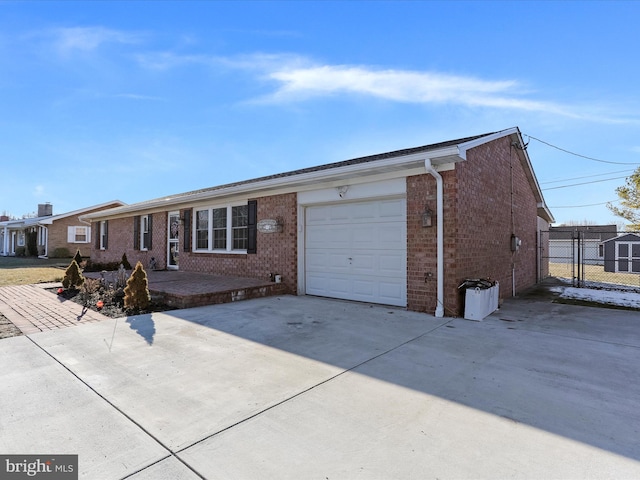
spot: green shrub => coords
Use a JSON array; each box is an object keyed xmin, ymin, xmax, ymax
[
  {"xmin": 62, "ymin": 260, "xmax": 85, "ymax": 290},
  {"xmin": 124, "ymin": 261, "xmax": 150, "ymax": 311},
  {"xmin": 73, "ymin": 249, "xmax": 83, "ymax": 266},
  {"xmin": 15, "ymin": 246, "xmax": 26, "ymax": 257},
  {"xmin": 83, "ymin": 259, "xmax": 121, "ymax": 272},
  {"xmin": 26, "ymin": 231, "xmax": 38, "ymax": 257},
  {"xmin": 50, "ymin": 247, "xmax": 71, "ymax": 258}
]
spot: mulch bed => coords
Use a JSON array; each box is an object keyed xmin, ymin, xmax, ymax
[
  {"xmin": 0, "ymin": 313, "xmax": 23, "ymax": 339},
  {"xmin": 47, "ymin": 286, "xmax": 176, "ymax": 319}
]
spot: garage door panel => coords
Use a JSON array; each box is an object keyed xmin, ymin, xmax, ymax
[
  {"xmin": 379, "ymin": 199, "xmax": 406, "ymax": 219},
  {"xmin": 305, "ymin": 198, "xmax": 407, "ymax": 307},
  {"xmin": 351, "ymin": 254, "xmax": 375, "ymax": 275},
  {"xmin": 378, "ymin": 282, "xmax": 404, "ymax": 303},
  {"xmin": 352, "ymin": 280, "xmax": 374, "ymax": 297},
  {"xmin": 379, "ymin": 254, "xmax": 405, "ymax": 275}
]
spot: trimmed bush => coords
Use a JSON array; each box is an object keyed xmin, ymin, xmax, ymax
[
  {"xmin": 73, "ymin": 249, "xmax": 83, "ymax": 266},
  {"xmin": 124, "ymin": 261, "xmax": 150, "ymax": 311},
  {"xmin": 15, "ymin": 246, "xmax": 26, "ymax": 257},
  {"xmin": 26, "ymin": 231, "xmax": 38, "ymax": 257},
  {"xmin": 50, "ymin": 247, "xmax": 71, "ymax": 258},
  {"xmin": 62, "ymin": 260, "xmax": 85, "ymax": 290},
  {"xmin": 83, "ymin": 259, "xmax": 121, "ymax": 272},
  {"xmin": 121, "ymin": 253, "xmax": 132, "ymax": 270}
]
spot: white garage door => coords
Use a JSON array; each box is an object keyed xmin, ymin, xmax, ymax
[{"xmin": 305, "ymin": 198, "xmax": 407, "ymax": 306}]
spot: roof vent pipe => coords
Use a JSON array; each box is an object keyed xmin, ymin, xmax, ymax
[{"xmin": 425, "ymin": 159, "xmax": 445, "ymax": 317}]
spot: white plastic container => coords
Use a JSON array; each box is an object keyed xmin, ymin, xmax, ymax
[{"xmin": 464, "ymin": 282, "xmax": 499, "ymax": 321}]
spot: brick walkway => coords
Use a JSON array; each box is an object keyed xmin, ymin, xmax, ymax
[{"xmin": 0, "ymin": 284, "xmax": 111, "ymax": 335}]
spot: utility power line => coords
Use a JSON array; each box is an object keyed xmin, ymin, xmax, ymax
[
  {"xmin": 550, "ymin": 200, "xmax": 619, "ymax": 208},
  {"xmin": 542, "ymin": 175, "xmax": 629, "ymax": 191},
  {"xmin": 540, "ymin": 169, "xmax": 635, "ymax": 185},
  {"xmin": 525, "ymin": 135, "xmax": 640, "ymax": 165}
]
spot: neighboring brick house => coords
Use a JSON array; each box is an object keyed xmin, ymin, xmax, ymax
[
  {"xmin": 0, "ymin": 201, "xmax": 125, "ymax": 258},
  {"xmin": 82, "ymin": 127, "xmax": 553, "ymax": 317}
]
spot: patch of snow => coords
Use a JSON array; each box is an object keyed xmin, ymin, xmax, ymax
[{"xmin": 558, "ymin": 287, "xmax": 640, "ymax": 309}]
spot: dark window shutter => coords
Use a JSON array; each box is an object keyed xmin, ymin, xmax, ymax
[
  {"xmin": 104, "ymin": 220, "xmax": 108, "ymax": 250},
  {"xmin": 183, "ymin": 209, "xmax": 192, "ymax": 252},
  {"xmin": 247, "ymin": 200, "xmax": 257, "ymax": 254},
  {"xmin": 133, "ymin": 216, "xmax": 140, "ymax": 250},
  {"xmin": 95, "ymin": 223, "xmax": 100, "ymax": 249},
  {"xmin": 147, "ymin": 214, "xmax": 153, "ymax": 250}
]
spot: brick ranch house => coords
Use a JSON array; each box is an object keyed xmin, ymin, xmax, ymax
[
  {"xmin": 82, "ymin": 127, "xmax": 554, "ymax": 317},
  {"xmin": 1, "ymin": 201, "xmax": 125, "ymax": 258}
]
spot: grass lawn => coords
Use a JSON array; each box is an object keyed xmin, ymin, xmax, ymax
[
  {"xmin": 0, "ymin": 256, "xmax": 69, "ymax": 287},
  {"xmin": 548, "ymin": 262, "xmax": 640, "ymax": 289}
]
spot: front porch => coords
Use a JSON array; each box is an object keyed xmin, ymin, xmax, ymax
[{"xmin": 86, "ymin": 270, "xmax": 288, "ymax": 309}]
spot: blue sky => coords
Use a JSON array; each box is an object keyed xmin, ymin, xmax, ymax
[{"xmin": 1, "ymin": 1, "xmax": 639, "ymax": 226}]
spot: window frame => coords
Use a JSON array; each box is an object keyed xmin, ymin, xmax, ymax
[
  {"xmin": 193, "ymin": 203, "xmax": 249, "ymax": 254},
  {"xmin": 67, "ymin": 226, "xmax": 91, "ymax": 244},
  {"xmin": 140, "ymin": 215, "xmax": 151, "ymax": 251},
  {"xmin": 99, "ymin": 220, "xmax": 108, "ymax": 250}
]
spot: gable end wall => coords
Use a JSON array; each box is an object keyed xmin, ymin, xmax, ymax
[{"xmin": 453, "ymin": 137, "xmax": 539, "ymax": 311}]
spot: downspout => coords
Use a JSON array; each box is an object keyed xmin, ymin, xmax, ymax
[{"xmin": 425, "ymin": 159, "xmax": 445, "ymax": 317}]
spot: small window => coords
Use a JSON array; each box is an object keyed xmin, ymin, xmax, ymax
[
  {"xmin": 100, "ymin": 221, "xmax": 108, "ymax": 250},
  {"xmin": 67, "ymin": 226, "xmax": 90, "ymax": 243},
  {"xmin": 139, "ymin": 215, "xmax": 152, "ymax": 250},
  {"xmin": 232, "ymin": 205, "xmax": 248, "ymax": 250},
  {"xmin": 196, "ymin": 210, "xmax": 209, "ymax": 250},
  {"xmin": 212, "ymin": 208, "xmax": 227, "ymax": 250}
]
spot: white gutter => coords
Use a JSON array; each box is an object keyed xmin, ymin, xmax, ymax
[
  {"xmin": 425, "ymin": 158, "xmax": 445, "ymax": 318},
  {"xmin": 81, "ymin": 147, "xmax": 462, "ymax": 221}
]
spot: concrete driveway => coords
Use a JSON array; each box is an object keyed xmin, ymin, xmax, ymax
[{"xmin": 1, "ymin": 295, "xmax": 639, "ymax": 479}]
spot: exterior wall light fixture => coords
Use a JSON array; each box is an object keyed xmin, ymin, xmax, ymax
[{"xmin": 422, "ymin": 208, "xmax": 433, "ymax": 227}]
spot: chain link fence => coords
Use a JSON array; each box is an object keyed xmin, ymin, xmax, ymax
[{"xmin": 540, "ymin": 228, "xmax": 640, "ymax": 291}]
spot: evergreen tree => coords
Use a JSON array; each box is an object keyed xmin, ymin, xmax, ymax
[
  {"xmin": 608, "ymin": 167, "xmax": 640, "ymax": 230},
  {"xmin": 124, "ymin": 261, "xmax": 151, "ymax": 311},
  {"xmin": 121, "ymin": 253, "xmax": 132, "ymax": 270},
  {"xmin": 62, "ymin": 260, "xmax": 85, "ymax": 290},
  {"xmin": 73, "ymin": 249, "xmax": 83, "ymax": 266}
]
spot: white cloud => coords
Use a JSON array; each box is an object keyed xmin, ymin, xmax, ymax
[
  {"xmin": 261, "ymin": 63, "xmax": 585, "ymax": 119},
  {"xmin": 134, "ymin": 50, "xmax": 639, "ymax": 123},
  {"xmin": 51, "ymin": 26, "xmax": 142, "ymax": 54}
]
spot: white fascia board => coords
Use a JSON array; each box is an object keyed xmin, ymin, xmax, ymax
[
  {"xmin": 456, "ymin": 127, "xmax": 520, "ymax": 159},
  {"xmin": 459, "ymin": 126, "xmax": 555, "ymax": 223},
  {"xmin": 82, "ymin": 146, "xmax": 463, "ymax": 221}
]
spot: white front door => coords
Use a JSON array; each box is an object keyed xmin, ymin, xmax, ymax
[
  {"xmin": 304, "ymin": 198, "xmax": 407, "ymax": 306},
  {"xmin": 167, "ymin": 212, "xmax": 180, "ymax": 270}
]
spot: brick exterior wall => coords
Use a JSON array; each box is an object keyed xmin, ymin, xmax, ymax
[
  {"xmin": 180, "ymin": 193, "xmax": 297, "ymax": 294},
  {"xmin": 91, "ymin": 193, "xmax": 298, "ymax": 294},
  {"xmin": 407, "ymin": 136, "xmax": 541, "ymax": 316},
  {"xmin": 91, "ymin": 136, "xmax": 544, "ymax": 316},
  {"xmin": 91, "ymin": 212, "xmax": 169, "ymax": 270},
  {"xmin": 47, "ymin": 202, "xmax": 124, "ymax": 258}
]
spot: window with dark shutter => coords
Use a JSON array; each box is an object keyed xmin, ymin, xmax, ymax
[
  {"xmin": 146, "ymin": 214, "xmax": 153, "ymax": 250},
  {"xmin": 103, "ymin": 220, "xmax": 109, "ymax": 250},
  {"xmin": 95, "ymin": 223, "xmax": 100, "ymax": 249},
  {"xmin": 133, "ymin": 216, "xmax": 140, "ymax": 250},
  {"xmin": 247, "ymin": 200, "xmax": 257, "ymax": 254},
  {"xmin": 183, "ymin": 209, "xmax": 192, "ymax": 252}
]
